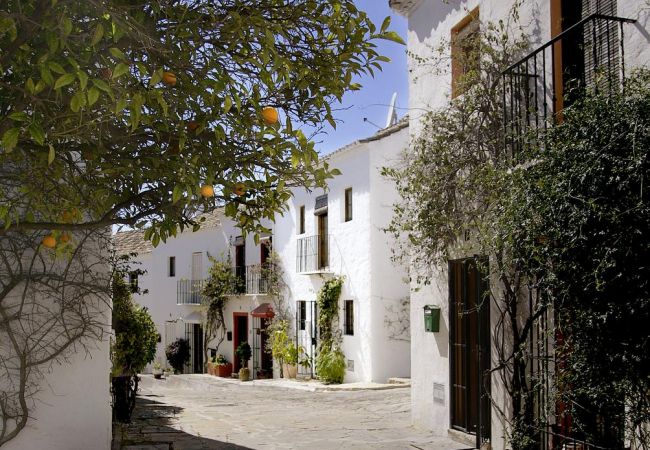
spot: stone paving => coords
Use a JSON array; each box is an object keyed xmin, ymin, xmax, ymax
[{"xmin": 113, "ymin": 374, "xmax": 470, "ymax": 450}]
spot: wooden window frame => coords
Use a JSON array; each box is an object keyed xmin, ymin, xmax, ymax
[
  {"xmin": 344, "ymin": 188, "xmax": 353, "ymax": 222},
  {"xmin": 451, "ymin": 7, "xmax": 480, "ymax": 99}
]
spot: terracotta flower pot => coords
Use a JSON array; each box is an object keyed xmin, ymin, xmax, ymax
[
  {"xmin": 239, "ymin": 367, "xmax": 250, "ymax": 382},
  {"xmin": 217, "ymin": 363, "xmax": 233, "ymax": 377}
]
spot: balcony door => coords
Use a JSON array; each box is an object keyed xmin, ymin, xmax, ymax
[
  {"xmin": 235, "ymin": 240, "xmax": 246, "ymax": 293},
  {"xmin": 317, "ymin": 213, "xmax": 328, "ymax": 269},
  {"xmin": 191, "ymin": 252, "xmax": 202, "ymax": 303},
  {"xmin": 449, "ymin": 257, "xmax": 490, "ymax": 447}
]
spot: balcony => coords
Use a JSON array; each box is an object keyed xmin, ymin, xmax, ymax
[
  {"xmin": 502, "ymin": 14, "xmax": 635, "ymax": 158},
  {"xmin": 177, "ymin": 279, "xmax": 204, "ymax": 305},
  {"xmin": 296, "ymin": 234, "xmax": 330, "ymax": 274},
  {"xmin": 231, "ymin": 264, "xmax": 270, "ymax": 295}
]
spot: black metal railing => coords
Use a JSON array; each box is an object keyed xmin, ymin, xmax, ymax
[
  {"xmin": 502, "ymin": 14, "xmax": 635, "ymax": 159},
  {"xmin": 296, "ymin": 234, "xmax": 330, "ymax": 273},
  {"xmin": 177, "ymin": 279, "xmax": 204, "ymax": 305},
  {"xmin": 229, "ymin": 264, "xmax": 271, "ymax": 295}
]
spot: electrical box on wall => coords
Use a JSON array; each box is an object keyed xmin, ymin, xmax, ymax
[{"xmin": 424, "ymin": 305, "xmax": 441, "ymax": 332}]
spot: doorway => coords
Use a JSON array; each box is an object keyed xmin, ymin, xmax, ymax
[
  {"xmin": 449, "ymin": 257, "xmax": 491, "ymax": 447},
  {"xmin": 184, "ymin": 322, "xmax": 204, "ymax": 374},
  {"xmin": 233, "ymin": 313, "xmax": 249, "ymax": 372},
  {"xmin": 317, "ymin": 213, "xmax": 328, "ymax": 269}
]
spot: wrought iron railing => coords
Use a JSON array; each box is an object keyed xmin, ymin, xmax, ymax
[
  {"xmin": 502, "ymin": 14, "xmax": 635, "ymax": 159},
  {"xmin": 296, "ymin": 234, "xmax": 330, "ymax": 273},
  {"xmin": 177, "ymin": 279, "xmax": 204, "ymax": 305},
  {"xmin": 239, "ymin": 264, "xmax": 270, "ymax": 295}
]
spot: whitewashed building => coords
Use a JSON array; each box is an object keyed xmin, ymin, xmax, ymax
[
  {"xmin": 113, "ymin": 118, "xmax": 410, "ymax": 383},
  {"xmin": 390, "ymin": 0, "xmax": 649, "ymax": 448}
]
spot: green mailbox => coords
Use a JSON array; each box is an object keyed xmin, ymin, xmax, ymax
[{"xmin": 424, "ymin": 305, "xmax": 441, "ymax": 332}]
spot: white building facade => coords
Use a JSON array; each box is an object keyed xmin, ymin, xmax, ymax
[
  {"xmin": 390, "ymin": 0, "xmax": 649, "ymax": 448},
  {"xmin": 113, "ymin": 119, "xmax": 411, "ymax": 383}
]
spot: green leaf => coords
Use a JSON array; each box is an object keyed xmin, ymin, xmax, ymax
[
  {"xmin": 70, "ymin": 90, "xmax": 86, "ymax": 112},
  {"xmin": 62, "ymin": 17, "xmax": 73, "ymax": 36},
  {"xmin": 115, "ymin": 97, "xmax": 127, "ymax": 114},
  {"xmin": 376, "ymin": 31, "xmax": 405, "ymax": 45},
  {"xmin": 54, "ymin": 73, "xmax": 76, "ymax": 90},
  {"xmin": 28, "ymin": 122, "xmax": 45, "ymax": 145},
  {"xmin": 112, "ymin": 63, "xmax": 129, "ymax": 79},
  {"xmin": 380, "ymin": 16, "xmax": 391, "ymax": 33},
  {"xmin": 87, "ymin": 87, "xmax": 100, "ymax": 106},
  {"xmin": 223, "ymin": 96, "xmax": 233, "ymax": 114},
  {"xmin": 1, "ymin": 128, "xmax": 20, "ymax": 152},
  {"xmin": 109, "ymin": 47, "xmax": 127, "ymax": 61},
  {"xmin": 48, "ymin": 144, "xmax": 55, "ymax": 165},
  {"xmin": 8, "ymin": 112, "xmax": 29, "ymax": 122},
  {"xmin": 130, "ymin": 93, "xmax": 143, "ymax": 130},
  {"xmin": 172, "ymin": 185, "xmax": 183, "ymax": 204},
  {"xmin": 77, "ymin": 71, "xmax": 88, "ymax": 90},
  {"xmin": 92, "ymin": 78, "xmax": 111, "ymax": 93},
  {"xmin": 25, "ymin": 78, "xmax": 35, "ymax": 94},
  {"xmin": 48, "ymin": 61, "xmax": 66, "ymax": 74},
  {"xmin": 149, "ymin": 69, "xmax": 163, "ymax": 86},
  {"xmin": 91, "ymin": 23, "xmax": 104, "ymax": 46}
]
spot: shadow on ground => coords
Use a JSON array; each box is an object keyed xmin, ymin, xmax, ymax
[{"xmin": 112, "ymin": 396, "xmax": 251, "ymax": 450}]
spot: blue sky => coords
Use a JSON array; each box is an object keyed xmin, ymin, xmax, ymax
[{"xmin": 313, "ymin": 0, "xmax": 408, "ymax": 154}]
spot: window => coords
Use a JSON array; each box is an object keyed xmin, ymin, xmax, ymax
[
  {"xmin": 297, "ymin": 300, "xmax": 306, "ymax": 330},
  {"xmin": 128, "ymin": 272, "xmax": 138, "ymax": 293},
  {"xmin": 344, "ymin": 300, "xmax": 354, "ymax": 336},
  {"xmin": 298, "ymin": 205, "xmax": 305, "ymax": 234},
  {"xmin": 451, "ymin": 7, "xmax": 480, "ymax": 98},
  {"xmin": 168, "ymin": 256, "xmax": 176, "ymax": 277},
  {"xmin": 344, "ymin": 188, "xmax": 353, "ymax": 222}
]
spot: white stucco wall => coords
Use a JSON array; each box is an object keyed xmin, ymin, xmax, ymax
[
  {"xmin": 128, "ymin": 211, "xmax": 269, "ymax": 373},
  {"xmin": 398, "ymin": 0, "xmax": 650, "ymax": 446},
  {"xmin": 273, "ymin": 123, "xmax": 410, "ymax": 383},
  {"xmin": 3, "ymin": 335, "xmax": 112, "ymax": 450}
]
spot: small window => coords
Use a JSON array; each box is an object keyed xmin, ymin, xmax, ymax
[
  {"xmin": 451, "ymin": 7, "xmax": 480, "ymax": 98},
  {"xmin": 344, "ymin": 188, "xmax": 353, "ymax": 222},
  {"xmin": 169, "ymin": 256, "xmax": 176, "ymax": 277},
  {"xmin": 344, "ymin": 300, "xmax": 354, "ymax": 336},
  {"xmin": 299, "ymin": 205, "xmax": 305, "ymax": 234},
  {"xmin": 298, "ymin": 300, "xmax": 306, "ymax": 331},
  {"xmin": 128, "ymin": 272, "xmax": 138, "ymax": 293}
]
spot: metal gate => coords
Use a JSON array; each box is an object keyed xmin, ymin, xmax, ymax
[
  {"xmin": 184, "ymin": 323, "xmax": 203, "ymax": 374},
  {"xmin": 295, "ymin": 300, "xmax": 318, "ymax": 377}
]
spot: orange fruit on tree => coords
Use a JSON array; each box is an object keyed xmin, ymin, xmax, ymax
[
  {"xmin": 200, "ymin": 185, "xmax": 214, "ymax": 198},
  {"xmin": 59, "ymin": 233, "xmax": 70, "ymax": 244},
  {"xmin": 187, "ymin": 121, "xmax": 199, "ymax": 132},
  {"xmin": 42, "ymin": 235, "xmax": 56, "ymax": 249},
  {"xmin": 162, "ymin": 71, "xmax": 177, "ymax": 86},
  {"xmin": 261, "ymin": 106, "xmax": 279, "ymax": 125},
  {"xmin": 234, "ymin": 182, "xmax": 246, "ymax": 196}
]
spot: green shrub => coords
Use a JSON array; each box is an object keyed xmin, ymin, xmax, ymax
[
  {"xmin": 111, "ymin": 276, "xmax": 157, "ymax": 376},
  {"xmin": 235, "ymin": 341, "xmax": 252, "ymax": 366},
  {"xmin": 165, "ymin": 338, "xmax": 190, "ymax": 373},
  {"xmin": 316, "ymin": 344, "xmax": 346, "ymax": 384}
]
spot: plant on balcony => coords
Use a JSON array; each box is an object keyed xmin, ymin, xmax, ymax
[
  {"xmin": 201, "ymin": 256, "xmax": 240, "ymax": 373},
  {"xmin": 165, "ymin": 338, "xmax": 190, "ymax": 374},
  {"xmin": 315, "ymin": 276, "xmax": 345, "ymax": 384}
]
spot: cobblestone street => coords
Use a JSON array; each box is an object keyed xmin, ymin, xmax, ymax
[{"xmin": 113, "ymin": 375, "xmax": 468, "ymax": 450}]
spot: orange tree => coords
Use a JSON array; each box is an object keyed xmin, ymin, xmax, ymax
[
  {"xmin": 0, "ymin": 0, "xmax": 401, "ymax": 444},
  {"xmin": 0, "ymin": 0, "xmax": 402, "ymax": 242}
]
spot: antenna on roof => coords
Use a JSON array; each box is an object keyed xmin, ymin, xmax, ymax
[{"xmin": 385, "ymin": 92, "xmax": 398, "ymax": 128}]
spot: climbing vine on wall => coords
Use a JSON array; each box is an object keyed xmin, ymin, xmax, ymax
[{"xmin": 315, "ymin": 276, "xmax": 346, "ymax": 384}]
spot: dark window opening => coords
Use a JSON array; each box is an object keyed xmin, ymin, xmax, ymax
[
  {"xmin": 298, "ymin": 300, "xmax": 306, "ymax": 331},
  {"xmin": 235, "ymin": 241, "xmax": 245, "ymax": 294},
  {"xmin": 344, "ymin": 188, "xmax": 353, "ymax": 222},
  {"xmin": 344, "ymin": 300, "xmax": 354, "ymax": 336},
  {"xmin": 169, "ymin": 256, "xmax": 176, "ymax": 277},
  {"xmin": 299, "ymin": 205, "xmax": 305, "ymax": 234}
]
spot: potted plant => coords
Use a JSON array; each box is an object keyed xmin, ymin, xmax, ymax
[
  {"xmin": 283, "ymin": 343, "xmax": 304, "ymax": 379},
  {"xmin": 235, "ymin": 342, "xmax": 252, "ymax": 381},
  {"xmin": 207, "ymin": 356, "xmax": 217, "ymax": 375},
  {"xmin": 152, "ymin": 362, "xmax": 163, "ymax": 379},
  {"xmin": 215, "ymin": 354, "xmax": 233, "ymax": 377}
]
